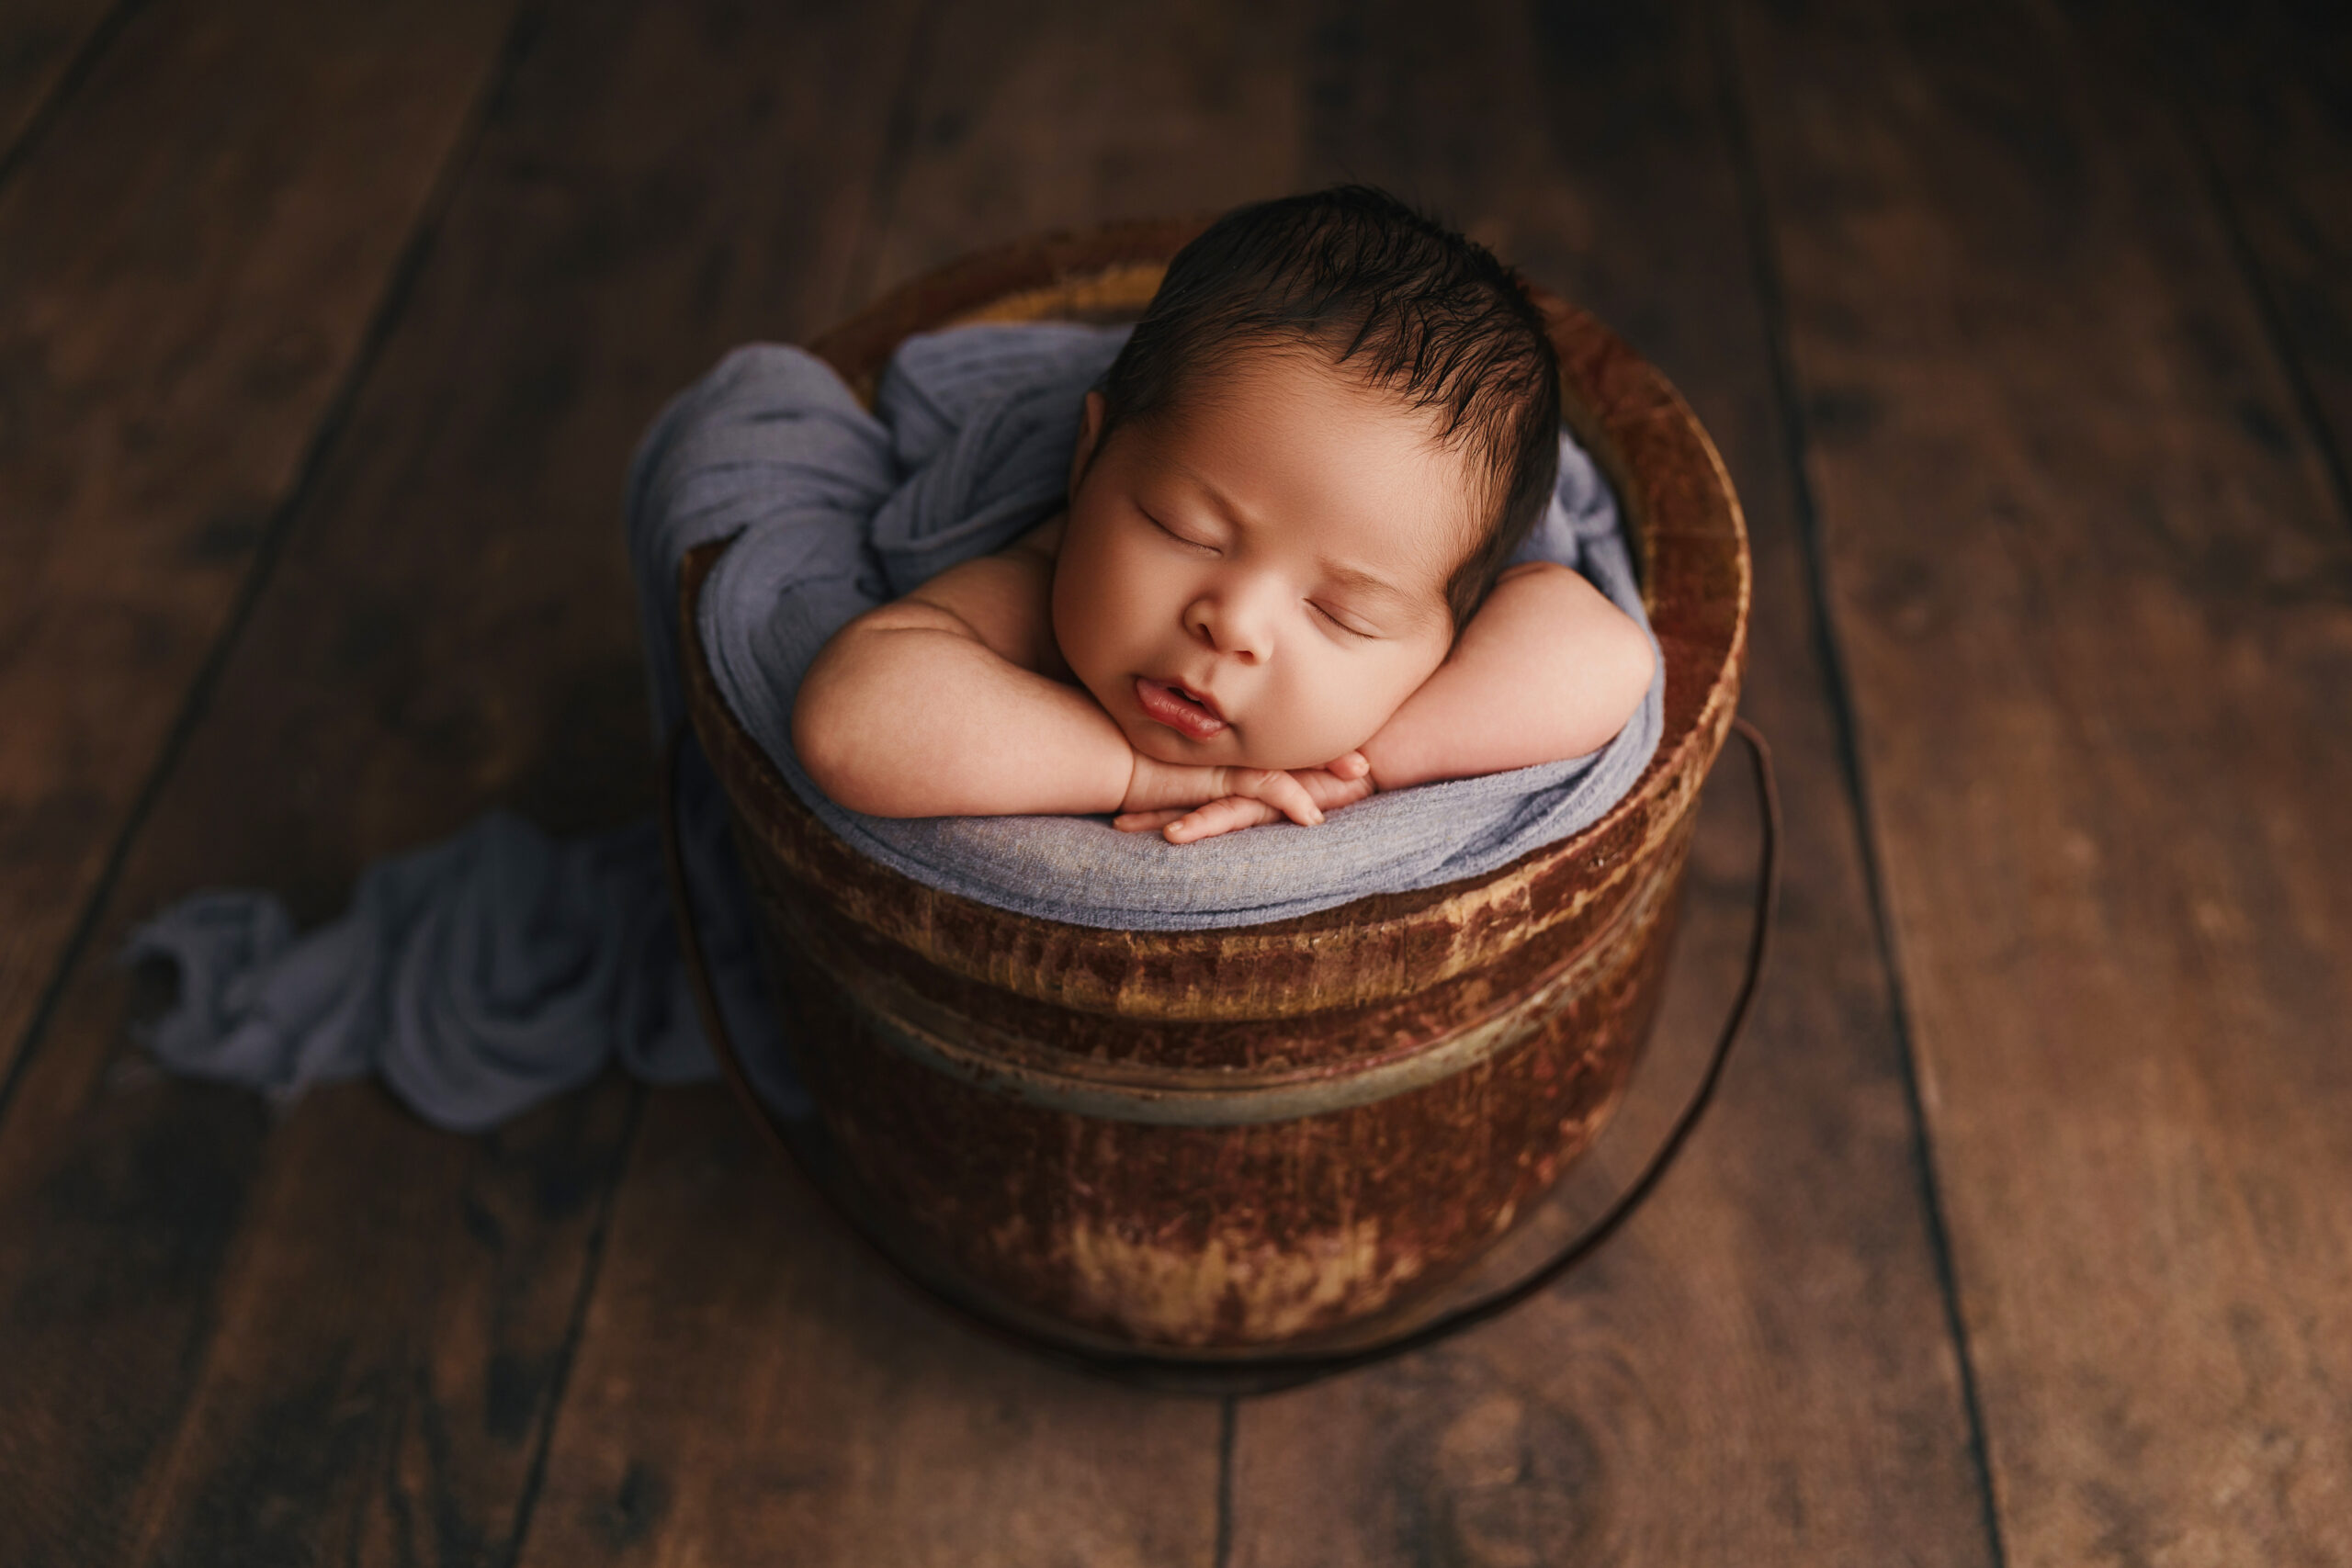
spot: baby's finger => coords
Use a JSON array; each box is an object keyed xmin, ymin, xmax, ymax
[
  {"xmin": 1164, "ymin": 795, "xmax": 1282, "ymax": 843},
  {"xmin": 1297, "ymin": 770, "xmax": 1376, "ymax": 812},
  {"xmin": 1233, "ymin": 767, "xmax": 1324, "ymax": 827},
  {"xmin": 1324, "ymin": 750, "xmax": 1371, "ymax": 781},
  {"xmin": 1114, "ymin": 808, "xmax": 1188, "ymax": 832}
]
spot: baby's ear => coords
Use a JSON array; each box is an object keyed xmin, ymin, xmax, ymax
[{"xmin": 1068, "ymin": 389, "xmax": 1106, "ymax": 499}]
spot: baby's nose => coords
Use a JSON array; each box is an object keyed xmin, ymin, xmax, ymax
[{"xmin": 1187, "ymin": 586, "xmax": 1275, "ymax": 662}]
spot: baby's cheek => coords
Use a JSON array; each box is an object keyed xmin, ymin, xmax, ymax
[
  {"xmin": 1239, "ymin": 683, "xmax": 1386, "ymax": 772},
  {"xmin": 1314, "ymin": 655, "xmax": 1440, "ymax": 758}
]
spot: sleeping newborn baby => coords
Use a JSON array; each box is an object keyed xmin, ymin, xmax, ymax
[{"xmin": 793, "ymin": 186, "xmax": 1654, "ymax": 844}]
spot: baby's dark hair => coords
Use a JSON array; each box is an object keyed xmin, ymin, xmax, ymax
[{"xmin": 1094, "ymin": 186, "xmax": 1561, "ymax": 630}]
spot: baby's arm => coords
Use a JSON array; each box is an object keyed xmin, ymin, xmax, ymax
[
  {"xmin": 793, "ymin": 528, "xmax": 1128, "ymax": 816},
  {"xmin": 1361, "ymin": 561, "xmax": 1654, "ymax": 791},
  {"xmin": 793, "ymin": 525, "xmax": 1354, "ymax": 825}
]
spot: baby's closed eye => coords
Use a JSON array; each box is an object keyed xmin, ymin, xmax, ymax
[
  {"xmin": 1160, "ymin": 528, "xmax": 1223, "ymax": 559},
  {"xmin": 1308, "ymin": 601, "xmax": 1375, "ymax": 637}
]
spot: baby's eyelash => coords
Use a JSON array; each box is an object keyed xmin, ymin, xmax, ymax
[
  {"xmin": 1146, "ymin": 512, "xmax": 1216, "ymax": 553},
  {"xmin": 1311, "ymin": 602, "xmax": 1373, "ymax": 638}
]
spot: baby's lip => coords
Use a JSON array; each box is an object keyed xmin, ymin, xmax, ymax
[{"xmin": 1134, "ymin": 676, "xmax": 1227, "ymax": 739}]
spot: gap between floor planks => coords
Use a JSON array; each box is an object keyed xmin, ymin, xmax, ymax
[{"xmin": 1724, "ymin": 0, "xmax": 2352, "ymax": 1558}]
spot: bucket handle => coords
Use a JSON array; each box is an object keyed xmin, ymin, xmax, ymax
[{"xmin": 661, "ymin": 717, "xmax": 1781, "ymax": 1394}]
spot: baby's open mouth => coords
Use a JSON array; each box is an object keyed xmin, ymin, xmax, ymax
[{"xmin": 1134, "ymin": 676, "xmax": 1227, "ymax": 740}]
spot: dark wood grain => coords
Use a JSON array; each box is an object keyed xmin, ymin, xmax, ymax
[
  {"xmin": 1227, "ymin": 0, "xmax": 1996, "ymax": 1560},
  {"xmin": 855, "ymin": 0, "xmax": 1307, "ymax": 297},
  {"xmin": 2154, "ymin": 0, "xmax": 2352, "ymax": 514},
  {"xmin": 0, "ymin": 0, "xmax": 113, "ymax": 158},
  {"xmin": 514, "ymin": 1089, "xmax": 1222, "ymax": 1568},
  {"xmin": 1725, "ymin": 0, "xmax": 2352, "ymax": 1557},
  {"xmin": 0, "ymin": 0, "xmax": 934, "ymax": 1561},
  {"xmin": 102, "ymin": 1088, "xmax": 637, "ymax": 1568},
  {"xmin": 0, "ymin": 0, "xmax": 519, "ymax": 1090}
]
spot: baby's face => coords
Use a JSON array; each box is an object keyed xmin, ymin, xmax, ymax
[{"xmin": 1052, "ymin": 347, "xmax": 1469, "ymax": 773}]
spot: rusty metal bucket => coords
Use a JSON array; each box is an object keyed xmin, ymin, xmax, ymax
[{"xmin": 671, "ymin": 222, "xmax": 1751, "ymax": 1357}]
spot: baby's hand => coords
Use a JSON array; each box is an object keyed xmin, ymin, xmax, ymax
[{"xmin": 1114, "ymin": 753, "xmax": 1375, "ymax": 843}]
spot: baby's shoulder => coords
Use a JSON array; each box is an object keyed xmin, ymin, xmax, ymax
[{"xmin": 895, "ymin": 513, "xmax": 1068, "ymax": 675}]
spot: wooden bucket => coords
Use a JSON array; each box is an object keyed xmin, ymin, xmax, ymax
[{"xmin": 675, "ymin": 222, "xmax": 1750, "ymax": 1352}]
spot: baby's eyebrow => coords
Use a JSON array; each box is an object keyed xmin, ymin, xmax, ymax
[
  {"xmin": 1318, "ymin": 561, "xmax": 1406, "ymax": 601},
  {"xmin": 1320, "ymin": 560, "xmax": 1452, "ymax": 632},
  {"xmin": 1175, "ymin": 464, "xmax": 1255, "ymax": 530}
]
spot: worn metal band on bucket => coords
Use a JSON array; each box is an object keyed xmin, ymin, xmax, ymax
[{"xmin": 754, "ymin": 841, "xmax": 1678, "ymax": 1127}]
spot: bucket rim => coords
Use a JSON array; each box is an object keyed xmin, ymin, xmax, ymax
[{"xmin": 682, "ymin": 221, "xmax": 1749, "ymax": 942}]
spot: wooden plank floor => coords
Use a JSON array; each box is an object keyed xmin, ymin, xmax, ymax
[{"xmin": 1, "ymin": 1, "xmax": 2343, "ymax": 1562}]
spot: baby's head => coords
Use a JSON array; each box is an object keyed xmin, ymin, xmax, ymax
[{"xmin": 1052, "ymin": 186, "xmax": 1562, "ymax": 773}]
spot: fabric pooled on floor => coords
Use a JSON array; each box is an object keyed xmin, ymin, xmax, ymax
[
  {"xmin": 126, "ymin": 812, "xmax": 713, "ymax": 1130},
  {"xmin": 124, "ymin": 321, "xmax": 1658, "ymax": 1133}
]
